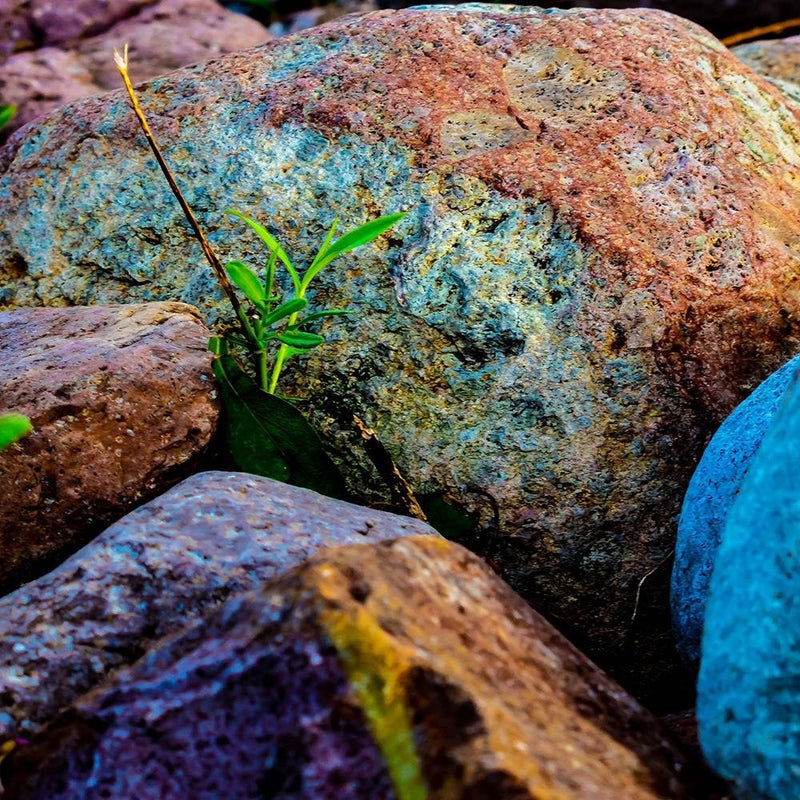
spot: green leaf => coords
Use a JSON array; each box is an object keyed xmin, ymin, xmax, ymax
[
  {"xmin": 212, "ymin": 355, "xmax": 348, "ymax": 499},
  {"xmin": 226, "ymin": 260, "xmax": 266, "ymax": 306},
  {"xmin": 261, "ymin": 297, "xmax": 308, "ymax": 328},
  {"xmin": 417, "ymin": 494, "xmax": 475, "ymax": 542},
  {"xmin": 208, "ymin": 335, "xmax": 227, "ymax": 355},
  {"xmin": 305, "ymin": 212, "xmax": 407, "ymax": 284},
  {"xmin": 0, "ymin": 105, "xmax": 16, "ymax": 131},
  {"xmin": 297, "ymin": 308, "xmax": 353, "ymax": 326},
  {"xmin": 276, "ymin": 330, "xmax": 325, "ymax": 349},
  {"xmin": 226, "ymin": 210, "xmax": 300, "ymax": 293},
  {"xmin": 0, "ymin": 413, "xmax": 32, "ymax": 451},
  {"xmin": 308, "ymin": 217, "xmax": 340, "ymax": 271}
]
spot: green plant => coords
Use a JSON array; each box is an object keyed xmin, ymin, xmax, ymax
[
  {"xmin": 215, "ymin": 209, "xmax": 405, "ymax": 395},
  {"xmin": 0, "ymin": 413, "xmax": 32, "ymax": 451},
  {"xmin": 114, "ymin": 46, "xmax": 412, "ymax": 501},
  {"xmin": 0, "ymin": 104, "xmax": 16, "ymax": 131}
]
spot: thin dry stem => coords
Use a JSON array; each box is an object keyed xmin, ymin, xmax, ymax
[
  {"xmin": 113, "ymin": 45, "xmax": 253, "ymax": 344},
  {"xmin": 722, "ymin": 17, "xmax": 800, "ymax": 47}
]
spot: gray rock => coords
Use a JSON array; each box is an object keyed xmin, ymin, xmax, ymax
[
  {"xmin": 0, "ymin": 303, "xmax": 219, "ymax": 594},
  {"xmin": 0, "ymin": 470, "xmax": 438, "ymax": 741},
  {"xmin": 671, "ymin": 355, "xmax": 800, "ymax": 669},
  {"xmin": 734, "ymin": 35, "xmax": 800, "ymax": 105},
  {"xmin": 698, "ymin": 373, "xmax": 800, "ymax": 799}
]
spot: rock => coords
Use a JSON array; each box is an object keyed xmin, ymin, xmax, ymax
[
  {"xmin": 0, "ymin": 470, "xmax": 438, "ymax": 743},
  {"xmin": 697, "ymin": 373, "xmax": 800, "ymax": 799},
  {"xmin": 0, "ymin": 0, "xmax": 155, "ymax": 54},
  {"xmin": 1, "ymin": 537, "xmax": 697, "ymax": 800},
  {"xmin": 671, "ymin": 354, "xmax": 800, "ymax": 669},
  {"xmin": 0, "ymin": 0, "xmax": 271, "ymax": 134},
  {"xmin": 734, "ymin": 35, "xmax": 800, "ymax": 104},
  {"xmin": 3, "ymin": 5, "xmax": 800, "ymax": 702},
  {"xmin": 0, "ymin": 303, "xmax": 218, "ymax": 594}
]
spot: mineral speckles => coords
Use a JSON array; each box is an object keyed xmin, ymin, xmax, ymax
[
  {"xmin": 504, "ymin": 44, "xmax": 628, "ymax": 125},
  {"xmin": 440, "ymin": 111, "xmax": 533, "ymax": 160}
]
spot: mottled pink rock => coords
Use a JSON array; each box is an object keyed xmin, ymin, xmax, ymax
[
  {"xmin": 0, "ymin": 303, "xmax": 219, "ymax": 594},
  {"xmin": 0, "ymin": 471, "xmax": 438, "ymax": 742},
  {"xmin": 0, "ymin": 0, "xmax": 271, "ymax": 133}
]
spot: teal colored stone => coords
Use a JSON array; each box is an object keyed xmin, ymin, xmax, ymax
[
  {"xmin": 698, "ymin": 372, "xmax": 800, "ymax": 799},
  {"xmin": 671, "ymin": 355, "xmax": 800, "ymax": 669}
]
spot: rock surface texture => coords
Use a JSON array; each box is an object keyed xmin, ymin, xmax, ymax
[
  {"xmin": 3, "ymin": 5, "xmax": 800, "ymax": 702},
  {"xmin": 671, "ymin": 354, "xmax": 800, "ymax": 669},
  {"xmin": 0, "ymin": 471, "xmax": 438, "ymax": 742},
  {"xmin": 0, "ymin": 303, "xmax": 218, "ymax": 594},
  {"xmin": 698, "ymin": 373, "xmax": 800, "ymax": 800},
  {"xmin": 1, "ymin": 537, "xmax": 696, "ymax": 800},
  {"xmin": 0, "ymin": 0, "xmax": 271, "ymax": 133},
  {"xmin": 734, "ymin": 35, "xmax": 800, "ymax": 104}
]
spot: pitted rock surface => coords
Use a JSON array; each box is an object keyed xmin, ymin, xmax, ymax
[
  {"xmin": 671, "ymin": 354, "xmax": 800, "ymax": 669},
  {"xmin": 734, "ymin": 35, "xmax": 800, "ymax": 105},
  {"xmin": 698, "ymin": 373, "xmax": 800, "ymax": 799},
  {"xmin": 0, "ymin": 303, "xmax": 218, "ymax": 594},
  {"xmin": 2, "ymin": 5, "xmax": 800, "ymax": 701},
  {"xmin": 0, "ymin": 471, "xmax": 437, "ymax": 742},
  {"xmin": 1, "ymin": 537, "xmax": 696, "ymax": 800},
  {"xmin": 0, "ymin": 0, "xmax": 271, "ymax": 134}
]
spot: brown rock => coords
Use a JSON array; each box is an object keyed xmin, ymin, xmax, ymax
[
  {"xmin": 0, "ymin": 303, "xmax": 218, "ymax": 594},
  {"xmin": 1, "ymin": 537, "xmax": 697, "ymax": 799},
  {"xmin": 0, "ymin": 0, "xmax": 271, "ymax": 133},
  {"xmin": 0, "ymin": 470, "xmax": 439, "ymax": 742}
]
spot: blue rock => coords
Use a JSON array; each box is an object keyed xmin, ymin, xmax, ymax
[
  {"xmin": 671, "ymin": 354, "xmax": 800, "ymax": 669},
  {"xmin": 698, "ymin": 371, "xmax": 800, "ymax": 799}
]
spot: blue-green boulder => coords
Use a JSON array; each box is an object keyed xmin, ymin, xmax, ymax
[
  {"xmin": 698, "ymin": 372, "xmax": 800, "ymax": 798},
  {"xmin": 672, "ymin": 354, "xmax": 800, "ymax": 669}
]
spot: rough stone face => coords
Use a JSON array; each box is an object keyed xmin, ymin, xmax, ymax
[
  {"xmin": 0, "ymin": 0, "xmax": 271, "ymax": 133},
  {"xmin": 1, "ymin": 537, "xmax": 696, "ymax": 800},
  {"xmin": 3, "ymin": 5, "xmax": 800, "ymax": 702},
  {"xmin": 734, "ymin": 35, "xmax": 800, "ymax": 104},
  {"xmin": 0, "ymin": 471, "xmax": 438, "ymax": 743},
  {"xmin": 0, "ymin": 303, "xmax": 218, "ymax": 594},
  {"xmin": 697, "ymin": 373, "xmax": 800, "ymax": 800},
  {"xmin": 671, "ymin": 354, "xmax": 800, "ymax": 669}
]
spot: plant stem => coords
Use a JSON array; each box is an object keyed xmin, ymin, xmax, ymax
[
  {"xmin": 257, "ymin": 349, "xmax": 268, "ymax": 392},
  {"xmin": 113, "ymin": 45, "xmax": 257, "ymax": 354}
]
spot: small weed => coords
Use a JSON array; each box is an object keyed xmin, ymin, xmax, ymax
[
  {"xmin": 0, "ymin": 105, "xmax": 15, "ymax": 131},
  {"xmin": 114, "ymin": 46, "xmax": 414, "ymax": 502},
  {"xmin": 0, "ymin": 413, "xmax": 32, "ymax": 452}
]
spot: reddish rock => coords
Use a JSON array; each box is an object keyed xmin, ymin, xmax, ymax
[
  {"xmin": 0, "ymin": 471, "xmax": 438, "ymax": 742},
  {"xmin": 0, "ymin": 0, "xmax": 271, "ymax": 133},
  {"xmin": 0, "ymin": 537, "xmax": 697, "ymax": 799},
  {"xmin": 0, "ymin": 303, "xmax": 218, "ymax": 594}
]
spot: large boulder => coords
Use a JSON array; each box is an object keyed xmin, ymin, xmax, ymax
[
  {"xmin": 0, "ymin": 303, "xmax": 218, "ymax": 594},
  {"xmin": 0, "ymin": 471, "xmax": 437, "ymax": 742},
  {"xmin": 3, "ymin": 5, "xmax": 800, "ymax": 702},
  {"xmin": 697, "ymin": 373, "xmax": 800, "ymax": 799},
  {"xmin": 671, "ymin": 354, "xmax": 800, "ymax": 669},
  {"xmin": 1, "ymin": 537, "xmax": 697, "ymax": 799},
  {"xmin": 0, "ymin": 0, "xmax": 271, "ymax": 134}
]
